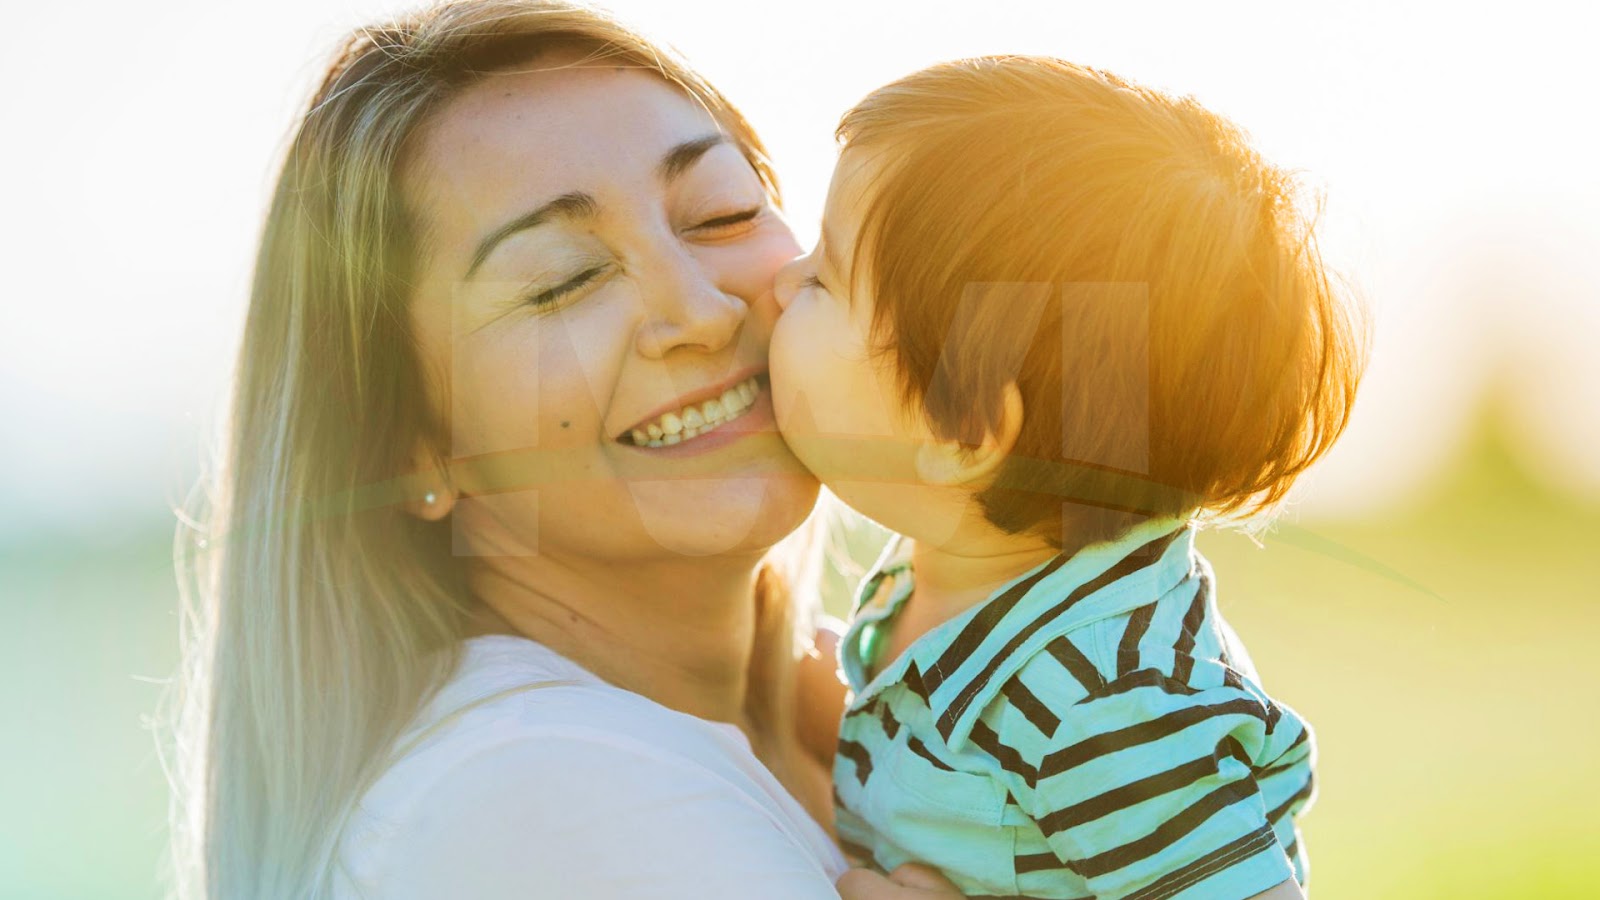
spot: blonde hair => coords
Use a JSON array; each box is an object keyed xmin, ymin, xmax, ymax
[
  {"xmin": 837, "ymin": 56, "xmax": 1367, "ymax": 547},
  {"xmin": 168, "ymin": 3, "xmax": 788, "ymax": 897}
]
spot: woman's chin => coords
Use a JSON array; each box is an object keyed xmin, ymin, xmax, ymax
[{"xmin": 626, "ymin": 466, "xmax": 820, "ymax": 558}]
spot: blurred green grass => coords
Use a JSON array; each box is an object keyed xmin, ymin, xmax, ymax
[
  {"xmin": 2, "ymin": 525, "xmax": 178, "ymax": 899},
  {"xmin": 4, "ymin": 408, "xmax": 1595, "ymax": 898},
  {"xmin": 1204, "ymin": 424, "xmax": 1600, "ymax": 900}
]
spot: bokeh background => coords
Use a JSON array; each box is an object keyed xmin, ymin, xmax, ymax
[{"xmin": 2, "ymin": 1, "xmax": 1596, "ymax": 897}]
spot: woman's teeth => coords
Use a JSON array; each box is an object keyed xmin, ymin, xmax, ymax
[{"xmin": 628, "ymin": 376, "xmax": 761, "ymax": 448}]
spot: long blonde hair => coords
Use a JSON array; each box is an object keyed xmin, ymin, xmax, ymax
[{"xmin": 168, "ymin": 3, "xmax": 789, "ymax": 896}]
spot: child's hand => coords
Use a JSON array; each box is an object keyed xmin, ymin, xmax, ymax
[
  {"xmin": 837, "ymin": 864, "xmax": 966, "ymax": 899},
  {"xmin": 1248, "ymin": 878, "xmax": 1308, "ymax": 899}
]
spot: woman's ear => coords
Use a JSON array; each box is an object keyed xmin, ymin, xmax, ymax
[
  {"xmin": 913, "ymin": 383, "xmax": 1024, "ymax": 487},
  {"xmin": 405, "ymin": 442, "xmax": 457, "ymax": 521}
]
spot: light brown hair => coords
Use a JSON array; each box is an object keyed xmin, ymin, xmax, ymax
[{"xmin": 837, "ymin": 56, "xmax": 1367, "ymax": 547}]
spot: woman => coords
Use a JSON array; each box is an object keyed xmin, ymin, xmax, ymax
[{"xmin": 170, "ymin": 2, "xmax": 942, "ymax": 896}]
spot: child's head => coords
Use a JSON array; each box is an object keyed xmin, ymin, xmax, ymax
[{"xmin": 770, "ymin": 56, "xmax": 1366, "ymax": 551}]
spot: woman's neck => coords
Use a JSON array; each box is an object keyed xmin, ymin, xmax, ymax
[{"xmin": 465, "ymin": 550, "xmax": 764, "ymax": 727}]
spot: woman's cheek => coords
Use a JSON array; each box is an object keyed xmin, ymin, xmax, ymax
[
  {"xmin": 463, "ymin": 316, "xmax": 604, "ymax": 459},
  {"xmin": 722, "ymin": 218, "xmax": 802, "ymax": 300},
  {"xmin": 546, "ymin": 296, "xmax": 635, "ymax": 436},
  {"xmin": 447, "ymin": 333, "xmax": 538, "ymax": 460}
]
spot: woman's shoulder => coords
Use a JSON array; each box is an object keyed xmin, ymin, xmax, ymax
[
  {"xmin": 365, "ymin": 635, "xmax": 756, "ymax": 803},
  {"xmin": 334, "ymin": 635, "xmax": 846, "ymax": 898}
]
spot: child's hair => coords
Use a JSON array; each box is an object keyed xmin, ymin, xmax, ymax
[{"xmin": 836, "ymin": 55, "xmax": 1366, "ymax": 548}]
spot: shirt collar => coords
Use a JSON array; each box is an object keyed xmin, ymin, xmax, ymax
[
  {"xmin": 839, "ymin": 517, "xmax": 1197, "ymax": 750},
  {"xmin": 839, "ymin": 533, "xmax": 916, "ymax": 701}
]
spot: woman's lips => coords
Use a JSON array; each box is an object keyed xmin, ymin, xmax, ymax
[
  {"xmin": 619, "ymin": 375, "xmax": 776, "ymax": 457},
  {"xmin": 617, "ymin": 372, "xmax": 767, "ymax": 447}
]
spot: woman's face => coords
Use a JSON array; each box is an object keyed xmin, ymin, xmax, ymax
[{"xmin": 404, "ymin": 63, "xmax": 816, "ymax": 562}]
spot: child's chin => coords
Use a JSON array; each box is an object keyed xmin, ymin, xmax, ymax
[
  {"xmin": 775, "ymin": 438, "xmax": 842, "ymax": 485},
  {"xmin": 816, "ymin": 480, "xmax": 923, "ymax": 534}
]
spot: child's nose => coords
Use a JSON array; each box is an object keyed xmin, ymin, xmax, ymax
[{"xmin": 773, "ymin": 255, "xmax": 807, "ymax": 312}]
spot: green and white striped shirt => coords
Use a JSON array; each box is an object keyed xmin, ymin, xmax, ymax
[{"xmin": 834, "ymin": 517, "xmax": 1314, "ymax": 900}]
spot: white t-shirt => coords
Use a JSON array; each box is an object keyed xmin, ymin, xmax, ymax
[{"xmin": 332, "ymin": 635, "xmax": 847, "ymax": 899}]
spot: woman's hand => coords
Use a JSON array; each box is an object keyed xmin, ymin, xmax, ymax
[
  {"xmin": 742, "ymin": 567, "xmax": 841, "ymax": 834},
  {"xmin": 796, "ymin": 616, "xmax": 851, "ymax": 768},
  {"xmin": 837, "ymin": 864, "xmax": 966, "ymax": 899}
]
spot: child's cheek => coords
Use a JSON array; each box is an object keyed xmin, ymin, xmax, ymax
[{"xmin": 765, "ymin": 313, "xmax": 807, "ymax": 439}]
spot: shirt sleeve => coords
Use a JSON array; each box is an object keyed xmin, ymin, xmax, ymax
[
  {"xmin": 1006, "ymin": 677, "xmax": 1301, "ymax": 900},
  {"xmin": 373, "ymin": 731, "xmax": 844, "ymax": 900}
]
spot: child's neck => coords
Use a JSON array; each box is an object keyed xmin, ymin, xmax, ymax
[{"xmin": 905, "ymin": 533, "xmax": 1062, "ymax": 628}]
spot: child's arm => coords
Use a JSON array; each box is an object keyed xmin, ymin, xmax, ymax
[
  {"xmin": 837, "ymin": 868, "xmax": 1304, "ymax": 900},
  {"xmin": 997, "ymin": 670, "xmax": 1313, "ymax": 900},
  {"xmin": 837, "ymin": 867, "xmax": 1303, "ymax": 899}
]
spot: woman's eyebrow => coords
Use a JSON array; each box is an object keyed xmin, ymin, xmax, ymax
[
  {"xmin": 657, "ymin": 134, "xmax": 728, "ymax": 184},
  {"xmin": 465, "ymin": 192, "xmax": 598, "ymax": 279},
  {"xmin": 464, "ymin": 136, "xmax": 727, "ymax": 280}
]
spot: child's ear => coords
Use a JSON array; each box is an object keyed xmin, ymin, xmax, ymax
[{"xmin": 913, "ymin": 383, "xmax": 1025, "ymax": 487}]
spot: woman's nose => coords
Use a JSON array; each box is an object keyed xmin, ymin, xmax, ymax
[
  {"xmin": 634, "ymin": 250, "xmax": 747, "ymax": 358},
  {"xmin": 772, "ymin": 254, "xmax": 808, "ymax": 312}
]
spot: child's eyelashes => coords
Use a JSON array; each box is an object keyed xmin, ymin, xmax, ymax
[{"xmin": 802, "ymin": 274, "xmax": 824, "ymax": 291}]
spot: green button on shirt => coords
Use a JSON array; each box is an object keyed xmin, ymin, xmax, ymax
[{"xmin": 833, "ymin": 517, "xmax": 1314, "ymax": 900}]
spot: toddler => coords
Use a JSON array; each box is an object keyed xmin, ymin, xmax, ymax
[{"xmin": 770, "ymin": 56, "xmax": 1364, "ymax": 900}]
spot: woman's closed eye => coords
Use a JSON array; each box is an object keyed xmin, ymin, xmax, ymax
[
  {"xmin": 521, "ymin": 263, "xmax": 613, "ymax": 308},
  {"xmin": 688, "ymin": 205, "xmax": 764, "ymax": 237},
  {"xmin": 510, "ymin": 203, "xmax": 766, "ymax": 311}
]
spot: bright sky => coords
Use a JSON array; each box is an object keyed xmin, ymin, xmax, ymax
[{"xmin": 3, "ymin": 0, "xmax": 1596, "ymax": 537}]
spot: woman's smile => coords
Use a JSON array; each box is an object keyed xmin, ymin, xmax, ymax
[{"xmin": 618, "ymin": 370, "xmax": 771, "ymax": 452}]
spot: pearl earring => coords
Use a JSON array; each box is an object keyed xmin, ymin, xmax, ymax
[{"xmin": 424, "ymin": 491, "xmax": 437, "ymax": 506}]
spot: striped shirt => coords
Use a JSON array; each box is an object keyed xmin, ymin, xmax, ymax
[{"xmin": 833, "ymin": 518, "xmax": 1315, "ymax": 900}]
